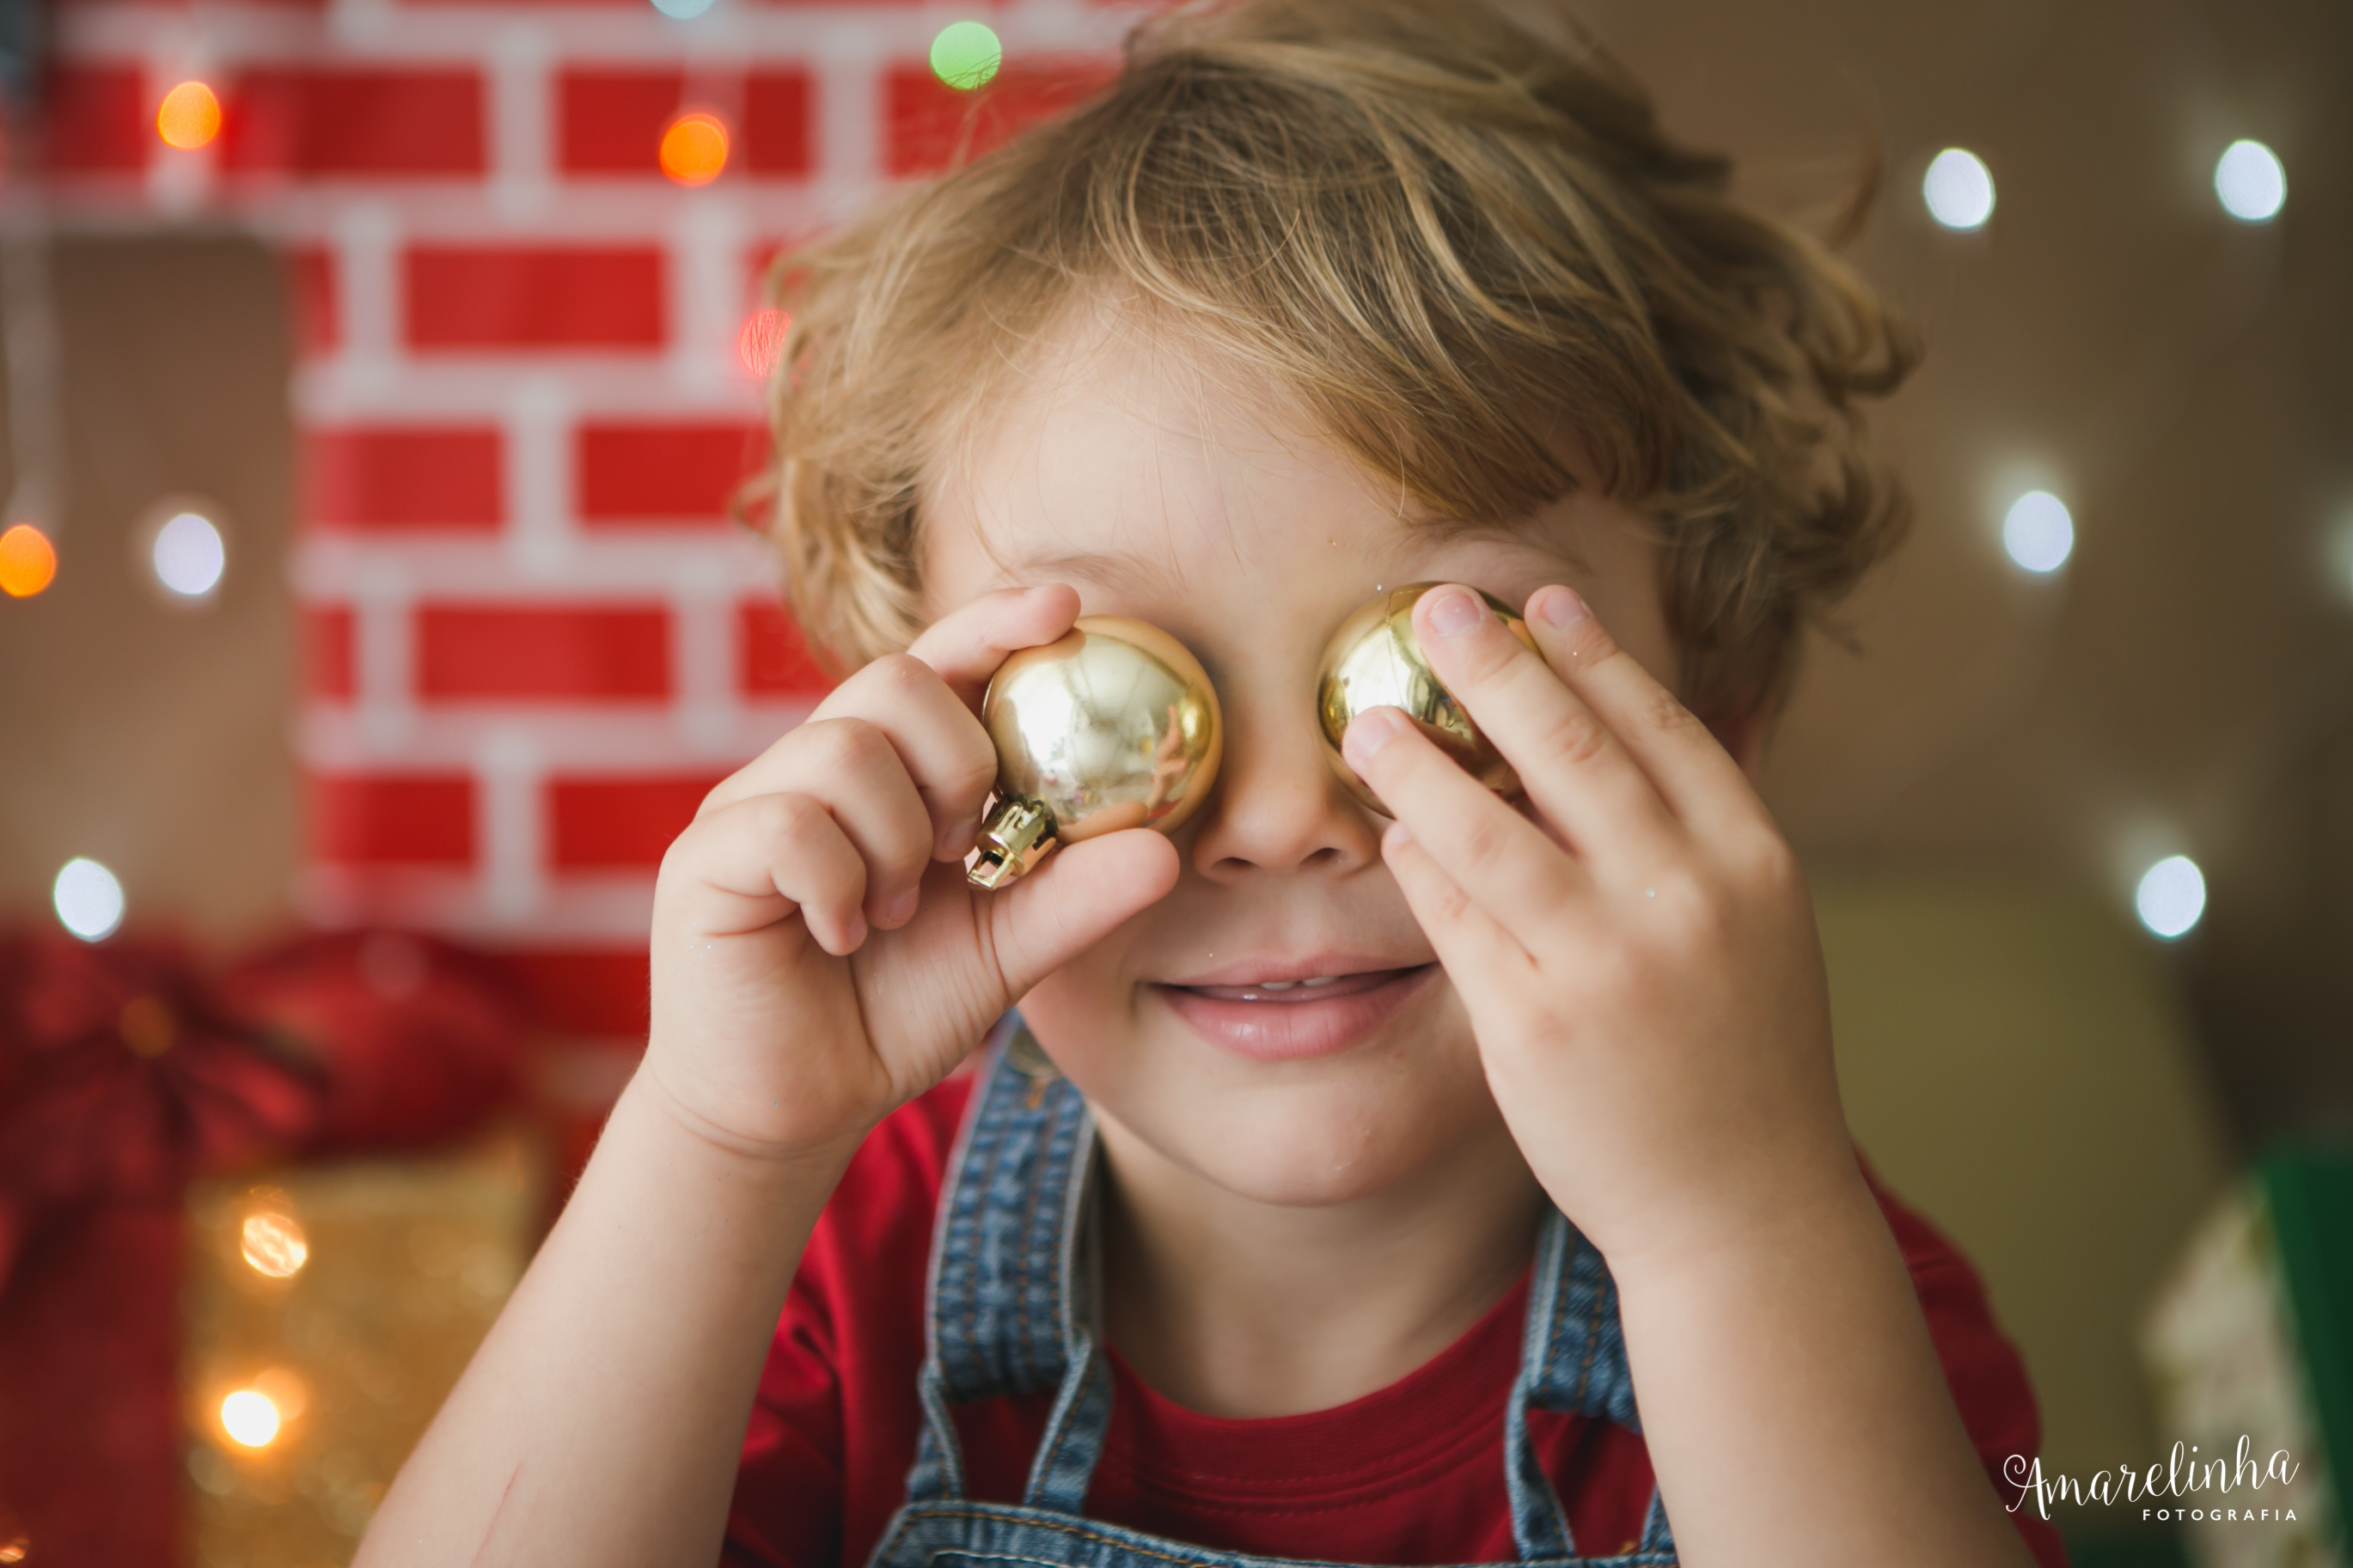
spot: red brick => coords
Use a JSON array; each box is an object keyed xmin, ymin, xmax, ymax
[
  {"xmin": 284, "ymin": 245, "xmax": 338, "ymax": 356},
  {"xmin": 577, "ymin": 423, "xmax": 764, "ymax": 523},
  {"xmin": 221, "ymin": 69, "xmax": 484, "ymax": 176},
  {"xmin": 743, "ymin": 70, "xmax": 813, "ymax": 175},
  {"xmin": 305, "ymin": 427, "xmax": 503, "ymax": 530},
  {"xmin": 496, "ymin": 949, "xmax": 649, "ymax": 1039},
  {"xmin": 557, "ymin": 69, "xmax": 682, "ymax": 175},
  {"xmin": 306, "ymin": 605, "xmax": 356, "ymax": 699},
  {"xmin": 417, "ymin": 606, "xmax": 671, "ymax": 699},
  {"xmin": 741, "ymin": 600, "xmax": 838, "ymax": 696},
  {"xmin": 310, "ymin": 773, "xmax": 475, "ymax": 863},
  {"xmin": 884, "ymin": 59, "xmax": 1115, "ymax": 176},
  {"xmin": 45, "ymin": 67, "xmax": 148, "ymax": 174},
  {"xmin": 547, "ymin": 775, "xmax": 724, "ymax": 868},
  {"xmin": 406, "ymin": 247, "xmax": 665, "ymax": 350}
]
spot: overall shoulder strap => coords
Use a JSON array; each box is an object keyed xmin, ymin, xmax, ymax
[
  {"xmin": 1503, "ymin": 1209, "xmax": 1677, "ymax": 1561},
  {"xmin": 905, "ymin": 1017, "xmax": 1111, "ymax": 1514}
]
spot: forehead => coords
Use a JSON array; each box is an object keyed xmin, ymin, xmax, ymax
[
  {"xmin": 923, "ymin": 308, "xmax": 1382, "ymax": 590},
  {"xmin": 915, "ymin": 302, "xmax": 1644, "ymax": 632}
]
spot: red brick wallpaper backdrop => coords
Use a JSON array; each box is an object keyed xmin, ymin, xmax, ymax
[{"xmin": 47, "ymin": 0, "xmax": 1140, "ymax": 1046}]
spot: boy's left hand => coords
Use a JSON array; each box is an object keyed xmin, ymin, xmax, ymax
[{"xmin": 1342, "ymin": 583, "xmax": 1863, "ymax": 1278}]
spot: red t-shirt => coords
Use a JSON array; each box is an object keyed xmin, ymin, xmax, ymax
[{"xmin": 726, "ymin": 1075, "xmax": 2067, "ymax": 1568}]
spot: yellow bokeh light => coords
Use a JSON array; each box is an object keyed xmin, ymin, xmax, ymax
[
  {"xmin": 157, "ymin": 81, "xmax": 223, "ymax": 151},
  {"xmin": 241, "ymin": 1209, "xmax": 309, "ymax": 1278},
  {"xmin": 0, "ymin": 522, "xmax": 56, "ymax": 597},
  {"xmin": 658, "ymin": 112, "xmax": 729, "ymax": 186},
  {"xmin": 220, "ymin": 1388, "xmax": 280, "ymax": 1448},
  {"xmin": 0, "ymin": 1537, "xmax": 24, "ymax": 1565}
]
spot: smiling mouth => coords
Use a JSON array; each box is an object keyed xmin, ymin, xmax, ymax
[{"xmin": 1168, "ymin": 967, "xmax": 1430, "ymax": 1003}]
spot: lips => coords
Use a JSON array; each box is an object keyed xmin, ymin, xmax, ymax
[{"xmin": 1154, "ymin": 963, "xmax": 1438, "ymax": 1061}]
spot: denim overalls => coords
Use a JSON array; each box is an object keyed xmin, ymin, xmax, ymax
[{"xmin": 862, "ymin": 1016, "xmax": 1680, "ymax": 1568}]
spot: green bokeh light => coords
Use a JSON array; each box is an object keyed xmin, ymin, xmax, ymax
[{"xmin": 931, "ymin": 21, "xmax": 1003, "ymax": 91}]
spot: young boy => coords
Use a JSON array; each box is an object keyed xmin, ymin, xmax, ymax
[{"xmin": 357, "ymin": 3, "xmax": 2063, "ymax": 1565}]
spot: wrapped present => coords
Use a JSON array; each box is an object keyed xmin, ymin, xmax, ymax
[
  {"xmin": 2143, "ymin": 1144, "xmax": 2353, "ymax": 1568},
  {"xmin": 180, "ymin": 1132, "xmax": 543, "ymax": 1565}
]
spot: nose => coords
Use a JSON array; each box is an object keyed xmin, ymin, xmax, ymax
[{"xmin": 1182, "ymin": 671, "xmax": 1384, "ymax": 882}]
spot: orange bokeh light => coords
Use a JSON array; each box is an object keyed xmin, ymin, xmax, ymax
[
  {"xmin": 0, "ymin": 522, "xmax": 56, "ymax": 597},
  {"xmin": 157, "ymin": 81, "xmax": 223, "ymax": 151},
  {"xmin": 659, "ymin": 112, "xmax": 730, "ymax": 186}
]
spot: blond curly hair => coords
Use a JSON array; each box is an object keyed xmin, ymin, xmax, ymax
[{"xmin": 744, "ymin": 0, "xmax": 1916, "ymax": 733}]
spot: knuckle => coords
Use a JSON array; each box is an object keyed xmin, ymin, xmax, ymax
[
  {"xmin": 804, "ymin": 715, "xmax": 895, "ymax": 775},
  {"xmin": 749, "ymin": 790, "xmax": 822, "ymax": 845},
  {"xmin": 1640, "ymin": 683, "xmax": 1705, "ymax": 738},
  {"xmin": 1534, "ymin": 705, "xmax": 1612, "ymax": 770},
  {"xmin": 1456, "ymin": 808, "xmax": 1515, "ymax": 871}
]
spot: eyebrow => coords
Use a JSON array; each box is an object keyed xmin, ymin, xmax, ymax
[{"xmin": 988, "ymin": 545, "xmax": 1188, "ymax": 595}]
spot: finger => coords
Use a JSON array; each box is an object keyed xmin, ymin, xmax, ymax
[
  {"xmin": 1410, "ymin": 583, "xmax": 1680, "ymax": 868},
  {"xmin": 906, "ymin": 583, "xmax": 1084, "ymax": 711},
  {"xmin": 1377, "ymin": 817, "xmax": 1533, "ymax": 993},
  {"xmin": 664, "ymin": 792, "xmax": 870, "ymax": 956},
  {"xmin": 983, "ymin": 829, "xmax": 1180, "ymax": 1004},
  {"xmin": 1523, "ymin": 583, "xmax": 1764, "ymax": 839},
  {"xmin": 1342, "ymin": 705, "xmax": 1587, "ymax": 938},
  {"xmin": 709, "ymin": 657, "xmax": 998, "ymax": 864}
]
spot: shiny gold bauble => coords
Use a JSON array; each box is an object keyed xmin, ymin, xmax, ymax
[
  {"xmin": 1316, "ymin": 583, "xmax": 1537, "ymax": 815},
  {"xmin": 968, "ymin": 617, "xmax": 1224, "ymax": 888}
]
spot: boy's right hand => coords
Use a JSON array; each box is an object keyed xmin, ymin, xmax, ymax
[{"xmin": 645, "ymin": 585, "xmax": 1180, "ymax": 1162}]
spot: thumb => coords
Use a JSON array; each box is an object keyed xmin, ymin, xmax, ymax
[{"xmin": 984, "ymin": 830, "xmax": 1181, "ymax": 1002}]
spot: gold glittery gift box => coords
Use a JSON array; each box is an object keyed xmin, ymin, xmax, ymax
[{"xmin": 180, "ymin": 1132, "xmax": 544, "ymax": 1567}]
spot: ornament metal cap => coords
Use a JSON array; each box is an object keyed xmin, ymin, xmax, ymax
[
  {"xmin": 967, "ymin": 616, "xmax": 1223, "ymax": 889},
  {"xmin": 1316, "ymin": 583, "xmax": 1536, "ymax": 815}
]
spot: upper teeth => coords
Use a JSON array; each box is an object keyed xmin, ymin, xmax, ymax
[{"xmin": 1247, "ymin": 976, "xmax": 1341, "ymax": 990}]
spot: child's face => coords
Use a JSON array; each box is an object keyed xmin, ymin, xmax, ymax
[{"xmin": 921, "ymin": 309, "xmax": 1703, "ymax": 1209}]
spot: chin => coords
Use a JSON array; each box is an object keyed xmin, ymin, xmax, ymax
[{"xmin": 1021, "ymin": 981, "xmax": 1503, "ymax": 1210}]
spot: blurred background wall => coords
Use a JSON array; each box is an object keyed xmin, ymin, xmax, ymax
[{"xmin": 0, "ymin": 0, "xmax": 2345, "ymax": 1562}]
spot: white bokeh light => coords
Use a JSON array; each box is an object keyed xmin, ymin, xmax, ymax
[
  {"xmin": 1922, "ymin": 149, "xmax": 1995, "ymax": 230},
  {"xmin": 54, "ymin": 857, "xmax": 125, "ymax": 941},
  {"xmin": 2002, "ymin": 491, "xmax": 2075, "ymax": 574},
  {"xmin": 2214, "ymin": 140, "xmax": 2286, "ymax": 223},
  {"xmin": 2135, "ymin": 855, "xmax": 2207, "ymax": 939},
  {"xmin": 220, "ymin": 1389, "xmax": 281, "ymax": 1449},
  {"xmin": 152, "ymin": 509, "xmax": 225, "ymax": 598}
]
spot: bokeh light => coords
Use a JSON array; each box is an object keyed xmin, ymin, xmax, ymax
[
  {"xmin": 659, "ymin": 112, "xmax": 729, "ymax": 186},
  {"xmin": 738, "ymin": 308, "xmax": 788, "ymax": 377},
  {"xmin": 153, "ymin": 509, "xmax": 226, "ymax": 597},
  {"xmin": 241, "ymin": 1210, "xmax": 310, "ymax": 1278},
  {"xmin": 157, "ymin": 81, "xmax": 223, "ymax": 151},
  {"xmin": 2136, "ymin": 855, "xmax": 2207, "ymax": 939},
  {"xmin": 1922, "ymin": 148, "xmax": 1995, "ymax": 230},
  {"xmin": 2002, "ymin": 490, "xmax": 2074, "ymax": 573},
  {"xmin": 0, "ymin": 522, "xmax": 56, "ymax": 596},
  {"xmin": 220, "ymin": 1389, "xmax": 280, "ymax": 1449},
  {"xmin": 54, "ymin": 857, "xmax": 125, "ymax": 942},
  {"xmin": 932, "ymin": 21, "xmax": 1003, "ymax": 91},
  {"xmin": 2214, "ymin": 139, "xmax": 2286, "ymax": 223}
]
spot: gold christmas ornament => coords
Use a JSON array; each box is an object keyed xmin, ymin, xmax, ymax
[
  {"xmin": 1317, "ymin": 583, "xmax": 1537, "ymax": 815},
  {"xmin": 968, "ymin": 617, "xmax": 1224, "ymax": 889}
]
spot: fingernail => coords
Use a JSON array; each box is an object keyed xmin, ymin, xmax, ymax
[
  {"xmin": 1344, "ymin": 706, "xmax": 1406, "ymax": 768},
  {"xmin": 886, "ymin": 889, "xmax": 919, "ymax": 926},
  {"xmin": 1384, "ymin": 821, "xmax": 1413, "ymax": 851},
  {"xmin": 844, "ymin": 912, "xmax": 869, "ymax": 949},
  {"xmin": 1534, "ymin": 585, "xmax": 1590, "ymax": 628},
  {"xmin": 1426, "ymin": 586, "xmax": 1486, "ymax": 638}
]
